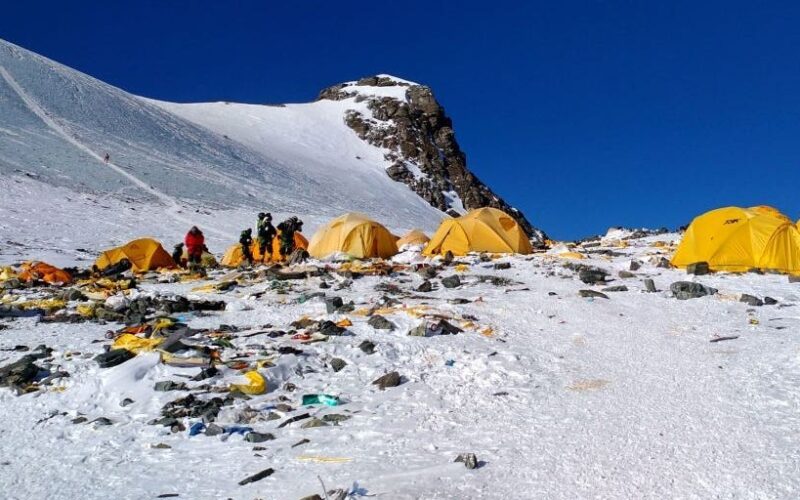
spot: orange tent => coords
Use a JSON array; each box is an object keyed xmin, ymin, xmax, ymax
[{"xmin": 18, "ymin": 262, "xmax": 72, "ymax": 285}]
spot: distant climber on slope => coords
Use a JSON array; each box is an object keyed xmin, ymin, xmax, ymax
[
  {"xmin": 172, "ymin": 243, "xmax": 185, "ymax": 268},
  {"xmin": 104, "ymin": 152, "xmax": 110, "ymax": 163},
  {"xmin": 239, "ymin": 228, "xmax": 254, "ymax": 265},
  {"xmin": 184, "ymin": 226, "xmax": 205, "ymax": 269},
  {"xmin": 256, "ymin": 212, "xmax": 276, "ymax": 260}
]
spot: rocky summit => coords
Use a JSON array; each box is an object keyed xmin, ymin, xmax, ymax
[{"xmin": 318, "ymin": 75, "xmax": 544, "ymax": 241}]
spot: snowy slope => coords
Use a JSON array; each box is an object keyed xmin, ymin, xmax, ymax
[
  {"xmin": 0, "ymin": 39, "xmax": 446, "ymax": 263},
  {"xmin": 1, "ymin": 237, "xmax": 799, "ymax": 498}
]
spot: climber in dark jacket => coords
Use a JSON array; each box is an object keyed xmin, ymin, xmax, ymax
[
  {"xmin": 256, "ymin": 212, "xmax": 276, "ymax": 259},
  {"xmin": 277, "ymin": 216, "xmax": 303, "ymax": 258},
  {"xmin": 172, "ymin": 243, "xmax": 184, "ymax": 268},
  {"xmin": 239, "ymin": 228, "xmax": 253, "ymax": 264}
]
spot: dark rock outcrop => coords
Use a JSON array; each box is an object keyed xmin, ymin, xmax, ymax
[{"xmin": 318, "ymin": 75, "xmax": 544, "ymax": 241}]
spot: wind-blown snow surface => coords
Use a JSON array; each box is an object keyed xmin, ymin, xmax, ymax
[
  {"xmin": 1, "ymin": 236, "xmax": 799, "ymax": 499},
  {"xmin": 0, "ymin": 38, "xmax": 445, "ymax": 262}
]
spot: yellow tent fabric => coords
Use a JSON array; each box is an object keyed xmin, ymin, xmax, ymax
[
  {"xmin": 95, "ymin": 238, "xmax": 176, "ymax": 272},
  {"xmin": 397, "ymin": 229, "xmax": 430, "ymax": 248},
  {"xmin": 423, "ymin": 207, "xmax": 533, "ymax": 256},
  {"xmin": 671, "ymin": 206, "xmax": 800, "ymax": 273},
  {"xmin": 308, "ymin": 213, "xmax": 398, "ymax": 259}
]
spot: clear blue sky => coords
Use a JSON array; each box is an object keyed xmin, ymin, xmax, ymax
[{"xmin": 3, "ymin": 1, "xmax": 800, "ymax": 239}]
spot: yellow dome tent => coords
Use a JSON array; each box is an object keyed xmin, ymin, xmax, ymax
[
  {"xmin": 95, "ymin": 238, "xmax": 175, "ymax": 272},
  {"xmin": 396, "ymin": 229, "xmax": 430, "ymax": 248},
  {"xmin": 671, "ymin": 206, "xmax": 800, "ymax": 273},
  {"xmin": 308, "ymin": 213, "xmax": 398, "ymax": 259},
  {"xmin": 423, "ymin": 207, "xmax": 533, "ymax": 256}
]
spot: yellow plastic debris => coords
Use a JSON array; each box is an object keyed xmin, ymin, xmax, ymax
[
  {"xmin": 335, "ymin": 318, "xmax": 353, "ymax": 327},
  {"xmin": 0, "ymin": 267, "xmax": 18, "ymax": 281},
  {"xmin": 454, "ymin": 264, "xmax": 470, "ymax": 272},
  {"xmin": 557, "ymin": 252, "xmax": 586, "ymax": 260},
  {"xmin": 480, "ymin": 327, "xmax": 494, "ymax": 337},
  {"xmin": 112, "ymin": 333, "xmax": 163, "ymax": 353},
  {"xmin": 17, "ymin": 299, "xmax": 66, "ymax": 311},
  {"xmin": 230, "ymin": 370, "xmax": 267, "ymax": 395},
  {"xmin": 76, "ymin": 303, "xmax": 97, "ymax": 318}
]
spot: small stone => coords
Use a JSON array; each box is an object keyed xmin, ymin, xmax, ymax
[
  {"xmin": 292, "ymin": 438, "xmax": 311, "ymax": 448},
  {"xmin": 205, "ymin": 423, "xmax": 224, "ymax": 436},
  {"xmin": 266, "ymin": 412, "xmax": 281, "ymax": 421},
  {"xmin": 275, "ymin": 403, "xmax": 293, "ymax": 412},
  {"xmin": 367, "ymin": 315, "xmax": 395, "ymax": 330},
  {"xmin": 670, "ymin": 281, "xmax": 717, "ymax": 300},
  {"xmin": 602, "ymin": 285, "xmax": 628, "ymax": 292},
  {"xmin": 358, "ymin": 340, "xmax": 376, "ymax": 355},
  {"xmin": 441, "ymin": 275, "xmax": 461, "ymax": 288},
  {"xmin": 330, "ymin": 358, "xmax": 347, "ymax": 372},
  {"xmin": 71, "ymin": 416, "xmax": 88, "ymax": 424},
  {"xmin": 455, "ymin": 453, "xmax": 479, "ymax": 469},
  {"xmin": 300, "ymin": 418, "xmax": 329, "ymax": 429},
  {"xmin": 656, "ymin": 257, "xmax": 672, "ymax": 268},
  {"xmin": 245, "ymin": 432, "xmax": 275, "ymax": 443},
  {"xmin": 644, "ymin": 279, "xmax": 657, "ymax": 292},
  {"xmin": 789, "ymin": 275, "xmax": 800, "ymax": 283},
  {"xmin": 319, "ymin": 281, "xmax": 330, "ymax": 289},
  {"xmin": 416, "ymin": 280, "xmax": 433, "ymax": 292},
  {"xmin": 170, "ymin": 422, "xmax": 186, "ymax": 433},
  {"xmin": 764, "ymin": 296, "xmax": 778, "ymax": 305},
  {"xmin": 493, "ymin": 262, "xmax": 511, "ymax": 270},
  {"xmin": 618, "ymin": 270, "xmax": 636, "ymax": 279},
  {"xmin": 151, "ymin": 443, "xmax": 171, "ymax": 449},
  {"xmin": 629, "ymin": 261, "xmax": 641, "ymax": 271},
  {"xmin": 740, "ymin": 294, "xmax": 763, "ymax": 307},
  {"xmin": 372, "ymin": 371, "xmax": 401, "ymax": 390},
  {"xmin": 408, "ymin": 323, "xmax": 428, "ymax": 337},
  {"xmin": 321, "ymin": 414, "xmax": 351, "ymax": 424},
  {"xmin": 154, "ymin": 381, "xmax": 187, "ymax": 392},
  {"xmin": 687, "ymin": 262, "xmax": 710, "ymax": 275},
  {"xmin": 578, "ymin": 269, "xmax": 608, "ymax": 284},
  {"xmin": 91, "ymin": 417, "xmax": 113, "ymax": 427},
  {"xmin": 578, "ymin": 290, "xmax": 609, "ymax": 299},
  {"xmin": 120, "ymin": 398, "xmax": 135, "ymax": 407},
  {"xmin": 325, "ymin": 296, "xmax": 344, "ymax": 314}
]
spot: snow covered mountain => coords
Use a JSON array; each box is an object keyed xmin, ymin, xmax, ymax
[{"xmin": 0, "ymin": 38, "xmax": 540, "ymax": 264}]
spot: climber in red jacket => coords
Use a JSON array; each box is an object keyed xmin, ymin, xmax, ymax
[{"xmin": 184, "ymin": 226, "xmax": 205, "ymax": 268}]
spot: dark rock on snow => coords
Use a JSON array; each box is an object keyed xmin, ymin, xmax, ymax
[
  {"xmin": 578, "ymin": 290, "xmax": 609, "ymax": 299},
  {"xmin": 372, "ymin": 371, "xmax": 402, "ymax": 390},
  {"xmin": 670, "ymin": 281, "xmax": 717, "ymax": 300}
]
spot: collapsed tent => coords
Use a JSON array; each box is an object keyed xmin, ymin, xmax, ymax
[
  {"xmin": 95, "ymin": 238, "xmax": 176, "ymax": 272},
  {"xmin": 396, "ymin": 229, "xmax": 430, "ymax": 248},
  {"xmin": 220, "ymin": 233, "xmax": 308, "ymax": 267},
  {"xmin": 423, "ymin": 207, "xmax": 533, "ymax": 256},
  {"xmin": 671, "ymin": 206, "xmax": 800, "ymax": 273},
  {"xmin": 18, "ymin": 262, "xmax": 72, "ymax": 284},
  {"xmin": 308, "ymin": 213, "xmax": 398, "ymax": 259}
]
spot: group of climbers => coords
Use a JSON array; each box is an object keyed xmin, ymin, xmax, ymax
[
  {"xmin": 237, "ymin": 213, "xmax": 304, "ymax": 266},
  {"xmin": 166, "ymin": 213, "xmax": 304, "ymax": 270}
]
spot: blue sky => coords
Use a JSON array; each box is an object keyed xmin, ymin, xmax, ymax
[{"xmin": 3, "ymin": 1, "xmax": 800, "ymax": 239}]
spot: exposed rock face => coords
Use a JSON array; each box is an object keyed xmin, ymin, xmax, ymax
[{"xmin": 318, "ymin": 75, "xmax": 544, "ymax": 240}]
